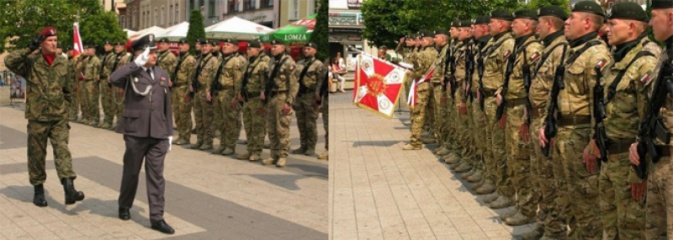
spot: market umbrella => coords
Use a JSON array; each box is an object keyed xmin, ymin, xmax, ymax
[
  {"xmin": 269, "ymin": 13, "xmax": 316, "ymax": 43},
  {"xmin": 205, "ymin": 16, "xmax": 274, "ymax": 40},
  {"xmin": 156, "ymin": 21, "xmax": 189, "ymax": 41}
]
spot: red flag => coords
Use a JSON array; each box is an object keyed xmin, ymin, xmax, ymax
[
  {"xmin": 73, "ymin": 22, "xmax": 83, "ymax": 58},
  {"xmin": 353, "ymin": 54, "xmax": 406, "ymax": 119},
  {"xmin": 407, "ymin": 66, "xmax": 435, "ymax": 107}
]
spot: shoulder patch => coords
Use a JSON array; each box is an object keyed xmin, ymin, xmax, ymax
[
  {"xmin": 640, "ymin": 72, "xmax": 651, "ymax": 84},
  {"xmin": 504, "ymin": 50, "xmax": 511, "ymax": 58},
  {"xmin": 530, "ymin": 52, "xmax": 540, "ymax": 61},
  {"xmin": 595, "ymin": 60, "xmax": 607, "ymax": 71},
  {"xmin": 289, "ymin": 65, "xmax": 296, "ymax": 71}
]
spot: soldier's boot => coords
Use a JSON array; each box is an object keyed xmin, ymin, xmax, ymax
[
  {"xmin": 443, "ymin": 153, "xmax": 460, "ymax": 164},
  {"xmin": 500, "ymin": 208, "xmax": 518, "ymax": 219},
  {"xmin": 318, "ymin": 151, "xmax": 329, "ymax": 160},
  {"xmin": 33, "ymin": 184, "xmax": 48, "ymax": 207},
  {"xmin": 95, "ymin": 121, "xmax": 105, "ymax": 128},
  {"xmin": 489, "ymin": 196, "xmax": 514, "ymax": 209},
  {"xmin": 520, "ymin": 226, "xmax": 544, "ymax": 240},
  {"xmin": 454, "ymin": 162, "xmax": 472, "ymax": 173},
  {"xmin": 191, "ymin": 128, "xmax": 197, "ymax": 134},
  {"xmin": 61, "ymin": 178, "xmax": 85, "ymax": 205},
  {"xmin": 110, "ymin": 124, "xmax": 118, "ymax": 130},
  {"xmin": 275, "ymin": 158, "xmax": 286, "ymax": 168},
  {"xmin": 421, "ymin": 137, "xmax": 436, "ymax": 144},
  {"xmin": 482, "ymin": 193, "xmax": 499, "ymax": 204},
  {"xmin": 466, "ymin": 170, "xmax": 483, "ymax": 183},
  {"xmin": 436, "ymin": 147, "xmax": 450, "ymax": 156},
  {"xmin": 212, "ymin": 146, "xmax": 224, "ymax": 154},
  {"xmin": 421, "ymin": 131, "xmax": 432, "ymax": 138},
  {"xmin": 475, "ymin": 182, "xmax": 496, "ymax": 195},
  {"xmin": 221, "ymin": 148, "xmax": 235, "ymax": 155},
  {"xmin": 471, "ymin": 179, "xmax": 484, "ymax": 190},
  {"xmin": 200, "ymin": 144, "xmax": 213, "ymax": 150},
  {"xmin": 175, "ymin": 139, "xmax": 189, "ymax": 145},
  {"xmin": 261, "ymin": 158, "xmax": 276, "ymax": 165},
  {"xmin": 304, "ymin": 148, "xmax": 316, "ymax": 156},
  {"xmin": 433, "ymin": 146, "xmax": 446, "ymax": 155},
  {"xmin": 100, "ymin": 122, "xmax": 111, "ymax": 129},
  {"xmin": 190, "ymin": 141, "xmax": 203, "ymax": 149},
  {"xmin": 461, "ymin": 168, "xmax": 476, "ymax": 179},
  {"xmin": 402, "ymin": 144, "xmax": 422, "ymax": 150},
  {"xmin": 504, "ymin": 211, "xmax": 535, "ymax": 226},
  {"xmin": 291, "ymin": 146, "xmax": 306, "ymax": 154},
  {"xmin": 237, "ymin": 152, "xmax": 251, "ymax": 160},
  {"xmin": 248, "ymin": 153, "xmax": 261, "ymax": 161},
  {"xmin": 263, "ymin": 142, "xmax": 271, "ymax": 149},
  {"xmin": 213, "ymin": 130, "xmax": 221, "ymax": 138}
]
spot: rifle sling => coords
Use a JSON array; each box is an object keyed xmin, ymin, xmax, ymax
[
  {"xmin": 298, "ymin": 59, "xmax": 316, "ymax": 89},
  {"xmin": 606, "ymin": 51, "xmax": 655, "ymax": 102},
  {"xmin": 266, "ymin": 56, "xmax": 290, "ymax": 94}
]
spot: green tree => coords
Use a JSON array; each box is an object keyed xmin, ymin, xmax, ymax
[
  {"xmin": 490, "ymin": 0, "xmax": 521, "ymax": 10},
  {"xmin": 80, "ymin": 11, "xmax": 127, "ymax": 51},
  {"xmin": 311, "ymin": 0, "xmax": 328, "ymax": 60},
  {"xmin": 186, "ymin": 9, "xmax": 206, "ymax": 55},
  {"xmin": 528, "ymin": 0, "xmax": 570, "ymax": 10}
]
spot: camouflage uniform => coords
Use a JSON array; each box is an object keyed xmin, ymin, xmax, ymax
[
  {"xmin": 157, "ymin": 50, "xmax": 177, "ymax": 120},
  {"xmin": 240, "ymin": 53, "xmax": 271, "ymax": 159},
  {"xmin": 172, "ymin": 51, "xmax": 197, "ymax": 144},
  {"xmin": 191, "ymin": 52, "xmax": 219, "ymax": 149},
  {"xmin": 452, "ymin": 39, "xmax": 477, "ymax": 172},
  {"xmin": 432, "ymin": 42, "xmax": 450, "ymax": 152},
  {"xmin": 500, "ymin": 34, "xmax": 542, "ymax": 220},
  {"xmin": 99, "ymin": 51, "xmax": 116, "ymax": 128},
  {"xmin": 529, "ymin": 30, "xmax": 568, "ymax": 238},
  {"xmin": 293, "ymin": 57, "xmax": 324, "ymax": 154},
  {"xmin": 468, "ymin": 35, "xmax": 491, "ymax": 184},
  {"xmin": 406, "ymin": 46, "xmax": 438, "ymax": 148},
  {"xmin": 545, "ymin": 33, "xmax": 612, "ymax": 239},
  {"xmin": 82, "ymin": 55, "xmax": 101, "ymax": 125},
  {"xmin": 598, "ymin": 36, "xmax": 659, "ymax": 240},
  {"xmin": 264, "ymin": 53, "xmax": 298, "ymax": 165},
  {"xmin": 68, "ymin": 55, "xmax": 80, "ymax": 120},
  {"xmin": 212, "ymin": 53, "xmax": 245, "ymax": 154},
  {"xmin": 482, "ymin": 32, "xmax": 514, "ymax": 202},
  {"xmin": 4, "ymin": 48, "xmax": 77, "ymax": 185},
  {"xmin": 75, "ymin": 56, "xmax": 86, "ymax": 121}
]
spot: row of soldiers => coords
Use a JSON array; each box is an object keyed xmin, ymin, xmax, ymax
[
  {"xmin": 397, "ymin": 1, "xmax": 673, "ymax": 239},
  {"xmin": 66, "ymin": 37, "xmax": 327, "ymax": 167}
]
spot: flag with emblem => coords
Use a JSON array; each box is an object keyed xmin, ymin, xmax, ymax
[
  {"xmin": 353, "ymin": 53, "xmax": 406, "ymax": 119},
  {"xmin": 73, "ymin": 22, "xmax": 83, "ymax": 58},
  {"xmin": 406, "ymin": 66, "xmax": 435, "ymax": 107}
]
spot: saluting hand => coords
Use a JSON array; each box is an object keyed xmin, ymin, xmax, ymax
[{"xmin": 134, "ymin": 48, "xmax": 150, "ymax": 66}]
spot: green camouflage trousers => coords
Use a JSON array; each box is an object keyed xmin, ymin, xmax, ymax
[
  {"xmin": 530, "ymin": 115, "xmax": 566, "ymax": 238},
  {"xmin": 82, "ymin": 80, "xmax": 99, "ymax": 122},
  {"xmin": 172, "ymin": 86, "xmax": 192, "ymax": 142},
  {"xmin": 505, "ymin": 104, "xmax": 535, "ymax": 217},
  {"xmin": 266, "ymin": 94, "xmax": 293, "ymax": 159},
  {"xmin": 409, "ymin": 82, "xmax": 430, "ymax": 147},
  {"xmin": 553, "ymin": 126, "xmax": 601, "ymax": 239},
  {"xmin": 470, "ymin": 98, "xmax": 486, "ymax": 175},
  {"xmin": 321, "ymin": 94, "xmax": 328, "ymax": 150},
  {"xmin": 484, "ymin": 96, "xmax": 508, "ymax": 197},
  {"xmin": 213, "ymin": 89, "xmax": 240, "ymax": 149},
  {"xmin": 423, "ymin": 88, "xmax": 434, "ymax": 134},
  {"xmin": 193, "ymin": 90, "xmax": 213, "ymax": 146},
  {"xmin": 69, "ymin": 84, "xmax": 79, "ymax": 120},
  {"xmin": 441, "ymin": 91, "xmax": 457, "ymax": 152},
  {"xmin": 294, "ymin": 92, "xmax": 318, "ymax": 150},
  {"xmin": 430, "ymin": 83, "xmax": 443, "ymax": 145},
  {"xmin": 457, "ymin": 100, "xmax": 475, "ymax": 162},
  {"xmin": 243, "ymin": 96, "xmax": 266, "ymax": 155},
  {"xmin": 645, "ymin": 156, "xmax": 673, "ymax": 240},
  {"xmin": 27, "ymin": 119, "xmax": 76, "ymax": 185},
  {"xmin": 100, "ymin": 80, "xmax": 115, "ymax": 125},
  {"xmin": 599, "ymin": 152, "xmax": 646, "ymax": 239}
]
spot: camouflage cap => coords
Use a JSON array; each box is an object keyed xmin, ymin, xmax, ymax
[
  {"xmin": 248, "ymin": 40, "xmax": 262, "ymax": 48},
  {"xmin": 608, "ymin": 2, "xmax": 648, "ymax": 22},
  {"xmin": 491, "ymin": 9, "xmax": 514, "ymax": 21},
  {"xmin": 305, "ymin": 42, "xmax": 318, "ymax": 49},
  {"xmin": 221, "ymin": 38, "xmax": 238, "ymax": 44},
  {"xmin": 433, "ymin": 29, "xmax": 449, "ymax": 36},
  {"xmin": 451, "ymin": 20, "xmax": 460, "ymax": 28},
  {"xmin": 270, "ymin": 39, "xmax": 285, "ymax": 45},
  {"xmin": 458, "ymin": 20, "xmax": 472, "ymax": 28},
  {"xmin": 177, "ymin": 38, "xmax": 188, "ymax": 44},
  {"xmin": 572, "ymin": 0, "xmax": 606, "ymax": 18},
  {"xmin": 418, "ymin": 30, "xmax": 434, "ymax": 38},
  {"xmin": 197, "ymin": 38, "xmax": 208, "ymax": 44},
  {"xmin": 104, "ymin": 40, "xmax": 113, "ymax": 45},
  {"xmin": 538, "ymin": 5, "xmax": 568, "ymax": 20},
  {"xmin": 514, "ymin": 9, "xmax": 538, "ymax": 21},
  {"xmin": 473, "ymin": 15, "xmax": 490, "ymax": 25},
  {"xmin": 157, "ymin": 38, "xmax": 170, "ymax": 43},
  {"xmin": 651, "ymin": 0, "xmax": 673, "ymax": 9}
]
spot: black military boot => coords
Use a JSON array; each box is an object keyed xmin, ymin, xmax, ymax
[
  {"xmin": 61, "ymin": 178, "xmax": 85, "ymax": 205},
  {"xmin": 33, "ymin": 184, "xmax": 48, "ymax": 207}
]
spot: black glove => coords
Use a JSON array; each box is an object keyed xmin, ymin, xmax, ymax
[{"xmin": 29, "ymin": 35, "xmax": 45, "ymax": 52}]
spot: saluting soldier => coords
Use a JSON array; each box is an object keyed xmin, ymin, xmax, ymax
[
  {"xmin": 100, "ymin": 41, "xmax": 117, "ymax": 129},
  {"xmin": 538, "ymin": 1, "xmax": 613, "ymax": 238},
  {"xmin": 4, "ymin": 26, "xmax": 85, "ymax": 207},
  {"xmin": 172, "ymin": 39, "xmax": 197, "ymax": 145},
  {"xmin": 524, "ymin": 6, "xmax": 568, "ymax": 240},
  {"xmin": 211, "ymin": 38, "xmax": 245, "ymax": 155},
  {"xmin": 189, "ymin": 39, "xmax": 219, "ymax": 150},
  {"xmin": 261, "ymin": 39, "xmax": 298, "ymax": 167},
  {"xmin": 237, "ymin": 40, "xmax": 271, "ymax": 162},
  {"xmin": 628, "ymin": 0, "xmax": 673, "ymax": 239},
  {"xmin": 291, "ymin": 42, "xmax": 324, "ymax": 156}
]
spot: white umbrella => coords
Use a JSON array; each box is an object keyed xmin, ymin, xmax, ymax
[
  {"xmin": 157, "ymin": 21, "xmax": 189, "ymax": 41},
  {"xmin": 123, "ymin": 28, "xmax": 137, "ymax": 39},
  {"xmin": 205, "ymin": 16, "xmax": 273, "ymax": 40},
  {"xmin": 129, "ymin": 26, "xmax": 166, "ymax": 41}
]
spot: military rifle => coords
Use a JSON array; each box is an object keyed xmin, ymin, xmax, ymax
[
  {"xmin": 210, "ymin": 55, "xmax": 234, "ymax": 97},
  {"xmin": 495, "ymin": 51, "xmax": 516, "ymax": 121},
  {"xmin": 441, "ymin": 43, "xmax": 452, "ymax": 92},
  {"xmin": 522, "ymin": 51, "xmax": 533, "ymax": 125},
  {"xmin": 541, "ymin": 44, "xmax": 568, "ymax": 157},
  {"xmin": 263, "ymin": 56, "xmax": 289, "ymax": 104},
  {"xmin": 239, "ymin": 60, "xmax": 253, "ymax": 104},
  {"xmin": 465, "ymin": 44, "xmax": 475, "ymax": 103},
  {"xmin": 171, "ymin": 53, "xmax": 185, "ymax": 87},
  {"xmin": 592, "ymin": 61, "xmax": 608, "ymax": 169},
  {"xmin": 477, "ymin": 51, "xmax": 485, "ymax": 110},
  {"xmin": 297, "ymin": 58, "xmax": 316, "ymax": 97}
]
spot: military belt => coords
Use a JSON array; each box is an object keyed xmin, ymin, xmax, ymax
[
  {"xmin": 529, "ymin": 108, "xmax": 545, "ymax": 119},
  {"xmin": 661, "ymin": 147, "xmax": 672, "ymax": 157},
  {"xmin": 483, "ymin": 89, "xmax": 497, "ymax": 97},
  {"xmin": 219, "ymin": 86, "xmax": 235, "ymax": 91},
  {"xmin": 248, "ymin": 91, "xmax": 261, "ymax": 96},
  {"xmin": 505, "ymin": 98, "xmax": 527, "ymax": 108},
  {"xmin": 557, "ymin": 116, "xmax": 591, "ymax": 126},
  {"xmin": 606, "ymin": 138, "xmax": 632, "ymax": 155},
  {"xmin": 272, "ymin": 90, "xmax": 287, "ymax": 93}
]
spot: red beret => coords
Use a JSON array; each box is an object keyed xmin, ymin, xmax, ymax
[{"xmin": 39, "ymin": 26, "xmax": 57, "ymax": 37}]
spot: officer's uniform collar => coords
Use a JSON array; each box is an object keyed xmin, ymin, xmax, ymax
[{"xmin": 543, "ymin": 30, "xmax": 564, "ymax": 47}]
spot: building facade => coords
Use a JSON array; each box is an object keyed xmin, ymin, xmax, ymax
[
  {"xmin": 328, "ymin": 0, "xmax": 365, "ymax": 66},
  {"xmin": 186, "ymin": 0, "xmax": 279, "ymax": 28}
]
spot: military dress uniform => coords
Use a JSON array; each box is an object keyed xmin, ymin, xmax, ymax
[
  {"xmin": 212, "ymin": 39, "xmax": 245, "ymax": 155},
  {"xmin": 404, "ymin": 31, "xmax": 438, "ymax": 150},
  {"xmin": 292, "ymin": 42, "xmax": 324, "ymax": 156},
  {"xmin": 100, "ymin": 47, "xmax": 117, "ymax": 128},
  {"xmin": 172, "ymin": 40, "xmax": 197, "ymax": 145},
  {"xmin": 190, "ymin": 44, "xmax": 219, "ymax": 150},
  {"xmin": 4, "ymin": 27, "xmax": 85, "ymax": 207},
  {"xmin": 238, "ymin": 42, "xmax": 271, "ymax": 161},
  {"xmin": 527, "ymin": 6, "xmax": 569, "ymax": 239},
  {"xmin": 262, "ymin": 41, "xmax": 298, "ymax": 167}
]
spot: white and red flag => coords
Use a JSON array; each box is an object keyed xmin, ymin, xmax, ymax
[
  {"xmin": 406, "ymin": 66, "xmax": 435, "ymax": 107},
  {"xmin": 353, "ymin": 53, "xmax": 406, "ymax": 119},
  {"xmin": 73, "ymin": 22, "xmax": 83, "ymax": 58}
]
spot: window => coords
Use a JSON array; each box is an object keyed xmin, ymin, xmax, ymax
[
  {"xmin": 175, "ymin": 3, "xmax": 180, "ymax": 24},
  {"xmin": 290, "ymin": 0, "xmax": 298, "ymax": 20},
  {"xmin": 169, "ymin": 5, "xmax": 173, "ymax": 25},
  {"xmin": 308, "ymin": 0, "xmax": 315, "ymax": 14},
  {"xmin": 262, "ymin": 0, "xmax": 273, "ymax": 8},
  {"xmin": 208, "ymin": 0, "xmax": 216, "ymax": 17},
  {"xmin": 228, "ymin": 0, "xmax": 238, "ymax": 13},
  {"xmin": 190, "ymin": 0, "xmax": 195, "ymax": 10},
  {"xmin": 243, "ymin": 0, "xmax": 254, "ymax": 10},
  {"xmin": 154, "ymin": 8, "xmax": 158, "ymax": 26},
  {"xmin": 161, "ymin": 6, "xmax": 165, "ymax": 25}
]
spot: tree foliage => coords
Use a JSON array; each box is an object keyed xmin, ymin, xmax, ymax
[
  {"xmin": 311, "ymin": 0, "xmax": 328, "ymax": 61},
  {"xmin": 186, "ymin": 9, "xmax": 206, "ymax": 55},
  {"xmin": 0, "ymin": 0, "xmax": 125, "ymax": 54}
]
